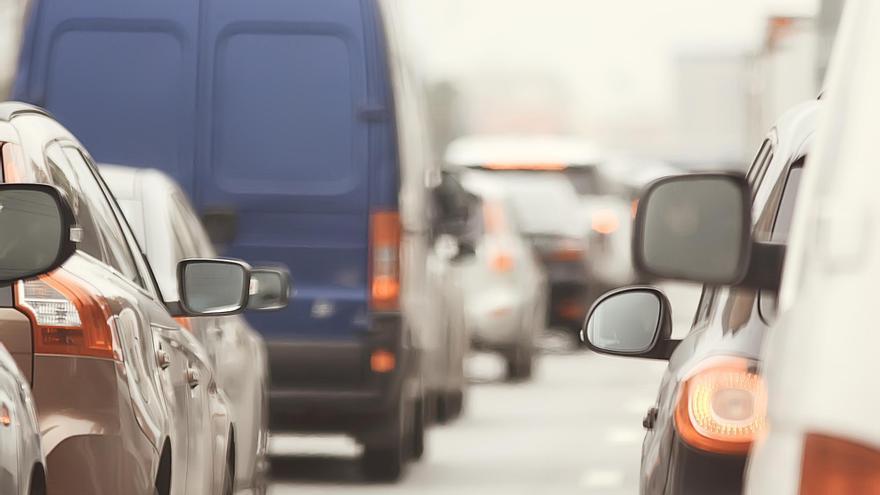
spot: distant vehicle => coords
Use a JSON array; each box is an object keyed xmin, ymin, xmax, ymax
[
  {"xmin": 455, "ymin": 170, "xmax": 549, "ymax": 380},
  {"xmin": 446, "ymin": 135, "xmax": 599, "ymax": 333},
  {"xmin": 14, "ymin": 0, "xmax": 473, "ymax": 479},
  {"xmin": 582, "ymin": 100, "xmax": 816, "ymax": 494},
  {"xmin": 101, "ymin": 165, "xmax": 289, "ymax": 495},
  {"xmin": 0, "ymin": 102, "xmax": 247, "ymax": 494}
]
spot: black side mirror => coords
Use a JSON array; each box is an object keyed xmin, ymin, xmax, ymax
[
  {"xmin": 176, "ymin": 258, "xmax": 251, "ymax": 316},
  {"xmin": 581, "ymin": 286, "xmax": 678, "ymax": 360},
  {"xmin": 634, "ymin": 173, "xmax": 785, "ymax": 290},
  {"xmin": 248, "ymin": 267, "xmax": 291, "ymax": 311},
  {"xmin": 0, "ymin": 183, "xmax": 78, "ymax": 282}
]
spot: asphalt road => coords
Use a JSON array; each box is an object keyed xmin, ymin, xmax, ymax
[
  {"xmin": 266, "ymin": 351, "xmax": 667, "ymax": 495},
  {"xmin": 264, "ymin": 283, "xmax": 698, "ymax": 495}
]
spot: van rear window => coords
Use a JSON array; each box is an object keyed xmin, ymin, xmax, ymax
[{"xmin": 211, "ymin": 32, "xmax": 358, "ymax": 194}]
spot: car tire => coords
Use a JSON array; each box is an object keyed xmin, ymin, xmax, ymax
[
  {"xmin": 361, "ymin": 398, "xmax": 407, "ymax": 482},
  {"xmin": 506, "ymin": 347, "xmax": 534, "ymax": 382},
  {"xmin": 410, "ymin": 397, "xmax": 426, "ymax": 461},
  {"xmin": 437, "ymin": 389, "xmax": 465, "ymax": 423}
]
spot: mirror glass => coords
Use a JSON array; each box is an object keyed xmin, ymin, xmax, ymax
[
  {"xmin": 248, "ymin": 269, "xmax": 289, "ymax": 310},
  {"xmin": 587, "ymin": 290, "xmax": 661, "ymax": 353},
  {"xmin": 640, "ymin": 177, "xmax": 747, "ymax": 283},
  {"xmin": 0, "ymin": 188, "xmax": 64, "ymax": 280},
  {"xmin": 181, "ymin": 261, "xmax": 247, "ymax": 314}
]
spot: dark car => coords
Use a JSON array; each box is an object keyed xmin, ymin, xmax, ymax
[{"xmin": 581, "ymin": 100, "xmax": 817, "ymax": 494}]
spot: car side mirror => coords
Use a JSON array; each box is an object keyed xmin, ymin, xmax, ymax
[
  {"xmin": 634, "ymin": 173, "xmax": 752, "ymax": 286},
  {"xmin": 580, "ymin": 286, "xmax": 678, "ymax": 360},
  {"xmin": 248, "ymin": 267, "xmax": 291, "ymax": 311},
  {"xmin": 176, "ymin": 259, "xmax": 251, "ymax": 316},
  {"xmin": 0, "ymin": 183, "xmax": 78, "ymax": 283}
]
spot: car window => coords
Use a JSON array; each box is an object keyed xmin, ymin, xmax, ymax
[
  {"xmin": 44, "ymin": 144, "xmax": 105, "ymax": 260},
  {"xmin": 692, "ymin": 139, "xmax": 775, "ymax": 330},
  {"xmin": 758, "ymin": 162, "xmax": 805, "ymax": 322},
  {"xmin": 62, "ymin": 147, "xmax": 143, "ymax": 286}
]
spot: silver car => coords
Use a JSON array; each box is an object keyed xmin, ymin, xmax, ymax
[
  {"xmin": 101, "ymin": 165, "xmax": 273, "ymax": 495},
  {"xmin": 455, "ymin": 171, "xmax": 548, "ymax": 380},
  {"xmin": 0, "ymin": 343, "xmax": 44, "ymax": 495}
]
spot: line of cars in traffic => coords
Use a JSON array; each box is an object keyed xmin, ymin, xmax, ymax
[
  {"xmin": 0, "ymin": 0, "xmax": 647, "ymax": 492},
  {"xmin": 580, "ymin": 1, "xmax": 880, "ymax": 493}
]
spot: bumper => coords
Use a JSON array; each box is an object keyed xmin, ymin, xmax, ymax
[
  {"xmin": 662, "ymin": 432, "xmax": 746, "ymax": 495},
  {"xmin": 267, "ymin": 313, "xmax": 417, "ymax": 434}
]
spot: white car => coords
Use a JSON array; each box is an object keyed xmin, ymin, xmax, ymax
[
  {"xmin": 746, "ymin": 1, "xmax": 880, "ymax": 492},
  {"xmin": 455, "ymin": 170, "xmax": 548, "ymax": 380},
  {"xmin": 101, "ymin": 165, "xmax": 275, "ymax": 495}
]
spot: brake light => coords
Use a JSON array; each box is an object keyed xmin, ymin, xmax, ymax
[
  {"xmin": 370, "ymin": 349, "xmax": 396, "ymax": 373},
  {"xmin": 548, "ymin": 243, "xmax": 584, "ymax": 262},
  {"xmin": 673, "ymin": 356, "xmax": 766, "ymax": 455},
  {"xmin": 489, "ymin": 250, "xmax": 515, "ymax": 272},
  {"xmin": 591, "ymin": 209, "xmax": 620, "ymax": 235},
  {"xmin": 370, "ymin": 211, "xmax": 400, "ymax": 311},
  {"xmin": 483, "ymin": 162, "xmax": 567, "ymax": 171},
  {"xmin": 800, "ymin": 434, "xmax": 880, "ymax": 494},
  {"xmin": 15, "ymin": 271, "xmax": 121, "ymax": 361}
]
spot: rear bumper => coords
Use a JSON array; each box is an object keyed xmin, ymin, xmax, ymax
[
  {"xmin": 661, "ymin": 432, "xmax": 746, "ymax": 495},
  {"xmin": 267, "ymin": 313, "xmax": 417, "ymax": 434}
]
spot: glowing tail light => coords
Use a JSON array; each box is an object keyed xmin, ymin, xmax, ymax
[
  {"xmin": 591, "ymin": 208, "xmax": 621, "ymax": 235},
  {"xmin": 800, "ymin": 434, "xmax": 880, "ymax": 495},
  {"xmin": 15, "ymin": 271, "xmax": 121, "ymax": 361},
  {"xmin": 370, "ymin": 211, "xmax": 400, "ymax": 311},
  {"xmin": 673, "ymin": 356, "xmax": 766, "ymax": 454}
]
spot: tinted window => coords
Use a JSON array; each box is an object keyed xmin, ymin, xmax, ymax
[
  {"xmin": 44, "ymin": 145, "xmax": 104, "ymax": 259},
  {"xmin": 61, "ymin": 147, "xmax": 142, "ymax": 285}
]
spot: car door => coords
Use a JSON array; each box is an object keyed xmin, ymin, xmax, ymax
[
  {"xmin": 641, "ymin": 138, "xmax": 777, "ymax": 493},
  {"xmin": 55, "ymin": 143, "xmax": 194, "ymax": 493}
]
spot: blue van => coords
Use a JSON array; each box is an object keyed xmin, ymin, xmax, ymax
[{"xmin": 14, "ymin": 0, "xmax": 472, "ymax": 480}]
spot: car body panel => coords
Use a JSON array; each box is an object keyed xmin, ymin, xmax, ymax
[
  {"xmin": 0, "ymin": 343, "xmax": 44, "ymax": 495},
  {"xmin": 0, "ymin": 102, "xmax": 232, "ymax": 494},
  {"xmin": 638, "ymin": 100, "xmax": 817, "ymax": 494},
  {"xmin": 102, "ymin": 165, "xmax": 268, "ymax": 492},
  {"xmin": 746, "ymin": 2, "xmax": 880, "ymax": 492}
]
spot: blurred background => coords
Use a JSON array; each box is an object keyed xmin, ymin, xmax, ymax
[{"xmin": 0, "ymin": 0, "xmax": 847, "ymax": 494}]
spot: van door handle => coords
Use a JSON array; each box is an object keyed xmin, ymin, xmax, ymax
[
  {"xmin": 186, "ymin": 367, "xmax": 200, "ymax": 389},
  {"xmin": 157, "ymin": 350, "xmax": 172, "ymax": 370}
]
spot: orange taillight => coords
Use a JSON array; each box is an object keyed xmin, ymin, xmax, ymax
[
  {"xmin": 489, "ymin": 250, "xmax": 515, "ymax": 273},
  {"xmin": 591, "ymin": 208, "xmax": 620, "ymax": 235},
  {"xmin": 800, "ymin": 433, "xmax": 880, "ymax": 495},
  {"xmin": 174, "ymin": 316, "xmax": 193, "ymax": 331},
  {"xmin": 370, "ymin": 349, "xmax": 396, "ymax": 373},
  {"xmin": 674, "ymin": 357, "xmax": 766, "ymax": 455},
  {"xmin": 370, "ymin": 211, "xmax": 400, "ymax": 311},
  {"xmin": 15, "ymin": 270, "xmax": 121, "ymax": 361}
]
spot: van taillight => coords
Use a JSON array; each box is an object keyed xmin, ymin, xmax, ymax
[
  {"xmin": 800, "ymin": 433, "xmax": 880, "ymax": 494},
  {"xmin": 370, "ymin": 211, "xmax": 400, "ymax": 311},
  {"xmin": 15, "ymin": 271, "xmax": 121, "ymax": 361}
]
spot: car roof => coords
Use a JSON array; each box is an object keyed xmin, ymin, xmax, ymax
[{"xmin": 445, "ymin": 134, "xmax": 603, "ymax": 168}]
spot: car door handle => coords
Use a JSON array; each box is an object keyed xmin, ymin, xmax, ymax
[
  {"xmin": 186, "ymin": 367, "xmax": 200, "ymax": 389},
  {"xmin": 157, "ymin": 349, "xmax": 172, "ymax": 370}
]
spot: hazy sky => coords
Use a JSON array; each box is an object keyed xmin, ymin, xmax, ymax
[{"xmin": 398, "ymin": 0, "xmax": 819, "ymax": 154}]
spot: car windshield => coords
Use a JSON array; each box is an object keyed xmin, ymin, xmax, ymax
[{"xmin": 484, "ymin": 172, "xmax": 583, "ymax": 237}]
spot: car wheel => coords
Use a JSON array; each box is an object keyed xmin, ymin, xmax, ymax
[
  {"xmin": 222, "ymin": 453, "xmax": 235, "ymax": 495},
  {"xmin": 506, "ymin": 346, "xmax": 534, "ymax": 382},
  {"xmin": 437, "ymin": 389, "xmax": 465, "ymax": 423},
  {"xmin": 410, "ymin": 397, "xmax": 426, "ymax": 461},
  {"xmin": 361, "ymin": 398, "xmax": 407, "ymax": 482}
]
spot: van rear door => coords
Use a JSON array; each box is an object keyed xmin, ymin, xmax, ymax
[
  {"xmin": 13, "ymin": 0, "xmax": 201, "ymax": 186},
  {"xmin": 195, "ymin": 0, "xmax": 375, "ymax": 340}
]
